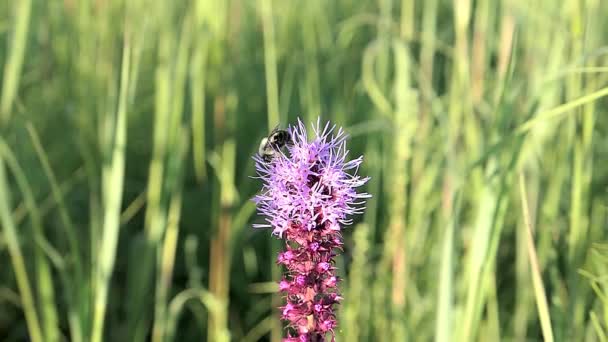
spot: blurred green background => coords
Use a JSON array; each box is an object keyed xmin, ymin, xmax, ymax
[{"xmin": 1, "ymin": 0, "xmax": 608, "ymax": 341}]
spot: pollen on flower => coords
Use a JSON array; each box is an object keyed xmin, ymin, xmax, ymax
[{"xmin": 253, "ymin": 118, "xmax": 370, "ymax": 341}]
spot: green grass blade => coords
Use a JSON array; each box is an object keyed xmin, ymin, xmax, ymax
[
  {"xmin": 91, "ymin": 25, "xmax": 132, "ymax": 342},
  {"xmin": 260, "ymin": 0, "xmax": 280, "ymax": 129},
  {"xmin": 519, "ymin": 172, "xmax": 555, "ymax": 342},
  {"xmin": 0, "ymin": 158, "xmax": 43, "ymax": 342},
  {"xmin": 517, "ymin": 86, "xmax": 608, "ymax": 133},
  {"xmin": 0, "ymin": 139, "xmax": 60, "ymax": 342},
  {"xmin": 435, "ymin": 192, "xmax": 461, "ymax": 342},
  {"xmin": 0, "ymin": 0, "xmax": 31, "ymax": 123},
  {"xmin": 26, "ymin": 124, "xmax": 82, "ymax": 273}
]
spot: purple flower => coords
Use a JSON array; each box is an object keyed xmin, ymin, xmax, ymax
[{"xmin": 253, "ymin": 118, "xmax": 370, "ymax": 341}]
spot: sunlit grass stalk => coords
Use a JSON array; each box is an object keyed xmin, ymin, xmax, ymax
[
  {"xmin": 567, "ymin": 75, "xmax": 596, "ymax": 336},
  {"xmin": 361, "ymin": 138, "xmax": 383, "ymax": 338},
  {"xmin": 151, "ymin": 10, "xmax": 193, "ymax": 340},
  {"xmin": 208, "ymin": 137, "xmax": 236, "ymax": 342},
  {"xmin": 481, "ymin": 269, "xmax": 501, "ymax": 339},
  {"xmin": 564, "ymin": 2, "xmax": 591, "ymax": 337},
  {"xmin": 519, "ymin": 173, "xmax": 555, "ymax": 342},
  {"xmin": 588, "ymin": 178, "xmax": 608, "ymax": 337},
  {"xmin": 400, "ymin": 0, "xmax": 414, "ymax": 40},
  {"xmin": 91, "ymin": 22, "xmax": 132, "ymax": 342},
  {"xmin": 300, "ymin": 3, "xmax": 322, "ymax": 123},
  {"xmin": 516, "ymin": 86, "xmax": 608, "ymax": 134},
  {"xmin": 452, "ymin": 0, "xmax": 479, "ymax": 169},
  {"xmin": 0, "ymin": 3, "xmax": 42, "ymax": 341},
  {"xmin": 452, "ymin": 0, "xmax": 471, "ymax": 91},
  {"xmin": 362, "ymin": 138, "xmax": 380, "ymax": 241},
  {"xmin": 449, "ymin": 1, "xmax": 473, "ymax": 341},
  {"xmin": 130, "ymin": 19, "xmax": 172, "ymax": 342},
  {"xmin": 367, "ymin": 2, "xmax": 396, "ymax": 339},
  {"xmin": 260, "ymin": 0, "xmax": 280, "ymax": 130},
  {"xmin": 514, "ymin": 187, "xmax": 532, "ymax": 339},
  {"xmin": 0, "ymin": 0, "xmax": 31, "ymax": 123},
  {"xmin": 190, "ymin": 29, "xmax": 208, "ymax": 182},
  {"xmin": 389, "ymin": 42, "xmax": 417, "ymax": 340},
  {"xmin": 515, "ymin": 25, "xmax": 561, "ymax": 336},
  {"xmin": 460, "ymin": 155, "xmax": 515, "ymax": 342},
  {"xmin": 341, "ymin": 223, "xmax": 371, "ymax": 341},
  {"xmin": 0, "ymin": 140, "xmax": 60, "ymax": 342},
  {"xmin": 259, "ymin": 1, "xmax": 282, "ymax": 340},
  {"xmin": 497, "ymin": 0, "xmax": 515, "ymax": 82},
  {"xmin": 0, "ymin": 159, "xmax": 44, "ymax": 342},
  {"xmin": 152, "ymin": 160, "xmax": 186, "ymax": 342},
  {"xmin": 207, "ymin": 91, "xmax": 238, "ymax": 342},
  {"xmin": 435, "ymin": 192, "xmax": 460, "ymax": 342},
  {"xmin": 459, "ymin": 186, "xmax": 497, "ymax": 342},
  {"xmin": 471, "ymin": 0, "xmax": 489, "ymax": 104},
  {"xmin": 124, "ymin": 4, "xmax": 191, "ymax": 341},
  {"xmin": 26, "ymin": 124, "xmax": 83, "ymax": 293},
  {"xmin": 419, "ymin": 0, "xmax": 438, "ymax": 100},
  {"xmin": 591, "ymin": 311, "xmax": 608, "ymax": 341},
  {"xmin": 376, "ymin": 0, "xmax": 392, "ymax": 92}
]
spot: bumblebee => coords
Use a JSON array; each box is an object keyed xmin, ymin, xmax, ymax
[{"xmin": 258, "ymin": 126, "xmax": 292, "ymax": 162}]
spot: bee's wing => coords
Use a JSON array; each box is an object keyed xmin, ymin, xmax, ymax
[
  {"xmin": 258, "ymin": 137, "xmax": 269, "ymax": 155},
  {"xmin": 269, "ymin": 124, "xmax": 280, "ymax": 136}
]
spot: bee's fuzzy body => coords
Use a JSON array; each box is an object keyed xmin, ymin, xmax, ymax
[{"xmin": 258, "ymin": 127, "xmax": 293, "ymax": 163}]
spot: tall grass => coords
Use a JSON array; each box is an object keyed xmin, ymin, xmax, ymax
[{"xmin": 1, "ymin": 0, "xmax": 607, "ymax": 341}]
